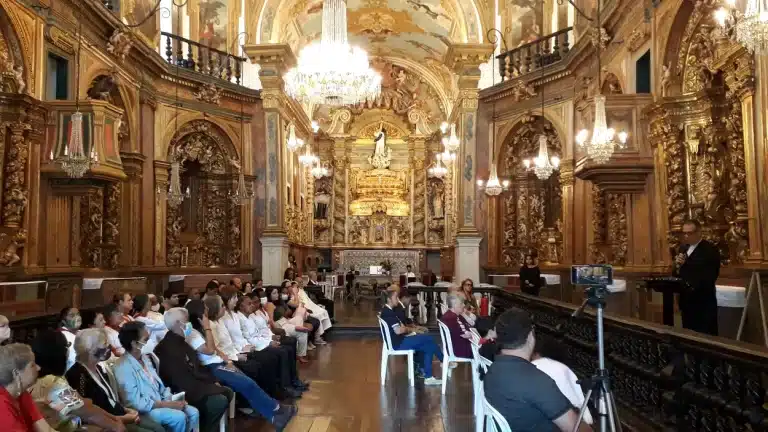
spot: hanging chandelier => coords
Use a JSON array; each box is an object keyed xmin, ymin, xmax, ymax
[
  {"xmin": 575, "ymin": 95, "xmax": 628, "ymax": 164},
  {"xmin": 428, "ymin": 156, "xmax": 448, "ymax": 179},
  {"xmin": 311, "ymin": 160, "xmax": 331, "ymax": 179},
  {"xmin": 523, "ymin": 136, "xmax": 560, "ymax": 180},
  {"xmin": 477, "ymin": 47, "xmax": 508, "ymax": 196},
  {"xmin": 442, "ymin": 123, "xmax": 460, "ymax": 153},
  {"xmin": 283, "ymin": 0, "xmax": 381, "ymax": 106},
  {"xmin": 298, "ymin": 145, "xmax": 317, "ymax": 166},
  {"xmin": 166, "ymin": 158, "xmax": 190, "ymax": 207},
  {"xmin": 716, "ymin": 0, "xmax": 768, "ymax": 54},
  {"xmin": 286, "ymin": 124, "xmax": 304, "ymax": 152},
  {"xmin": 229, "ymin": 169, "xmax": 254, "ymax": 205}
]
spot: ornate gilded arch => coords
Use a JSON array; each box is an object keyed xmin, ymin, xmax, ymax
[
  {"xmin": 0, "ymin": 4, "xmax": 27, "ymax": 93},
  {"xmin": 165, "ymin": 120, "xmax": 242, "ymax": 268},
  {"xmin": 496, "ymin": 115, "xmax": 563, "ymax": 267}
]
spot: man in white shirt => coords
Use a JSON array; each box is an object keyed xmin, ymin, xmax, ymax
[
  {"xmin": 531, "ymin": 352, "xmax": 593, "ymax": 425},
  {"xmin": 405, "ymin": 265, "xmax": 417, "ymax": 282}
]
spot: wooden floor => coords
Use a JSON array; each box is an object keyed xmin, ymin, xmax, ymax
[
  {"xmin": 333, "ymin": 298, "xmax": 381, "ymax": 327},
  {"xmin": 236, "ymin": 337, "xmax": 475, "ymax": 432}
]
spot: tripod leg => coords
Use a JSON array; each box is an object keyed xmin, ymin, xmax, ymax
[
  {"xmin": 605, "ymin": 387, "xmax": 622, "ymax": 432},
  {"xmin": 573, "ymin": 387, "xmax": 593, "ymax": 432}
]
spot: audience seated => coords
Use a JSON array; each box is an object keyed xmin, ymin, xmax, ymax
[
  {"xmin": 242, "ymin": 281, "xmax": 254, "ymax": 295},
  {"xmin": 0, "ymin": 343, "xmax": 56, "ymax": 432},
  {"xmin": 114, "ymin": 293, "xmax": 135, "ymax": 326},
  {"xmin": 181, "ymin": 301, "xmax": 296, "ymax": 429},
  {"xmin": 104, "ymin": 303, "xmax": 126, "ymax": 357},
  {"xmin": 161, "ymin": 290, "xmax": 179, "ymax": 313},
  {"xmin": 202, "ymin": 295, "xmax": 285, "ymax": 399},
  {"xmin": 440, "ymin": 295, "xmax": 473, "ymax": 359},
  {"xmin": 30, "ymin": 329, "xmax": 125, "ymax": 432},
  {"xmin": 185, "ymin": 288, "xmax": 201, "ymax": 306},
  {"xmin": 153, "ymin": 308, "xmax": 234, "ymax": 432},
  {"xmin": 380, "ymin": 288, "xmax": 444, "ymax": 385},
  {"xmin": 483, "ymin": 308, "xmax": 591, "ymax": 432},
  {"xmin": 532, "ymin": 341, "xmax": 593, "ymax": 425},
  {"xmin": 146, "ymin": 295, "xmax": 164, "ymax": 322},
  {"xmin": 306, "ymin": 270, "xmax": 335, "ymax": 320},
  {"xmin": 290, "ymin": 281, "xmax": 331, "ymax": 345},
  {"xmin": 80, "ymin": 309, "xmax": 106, "ymax": 330},
  {"xmin": 474, "ymin": 318, "xmax": 498, "ymax": 361},
  {"xmin": 220, "ymin": 290, "xmax": 304, "ymax": 398},
  {"xmin": 113, "ymin": 321, "xmax": 200, "ymax": 432},
  {"xmin": 57, "ymin": 306, "xmax": 81, "ymax": 371},
  {"xmin": 283, "ymin": 282, "xmax": 321, "ymax": 350},
  {"xmin": 0, "ymin": 314, "xmax": 9, "ymax": 344},
  {"xmin": 131, "ymin": 294, "xmax": 168, "ymax": 353},
  {"xmin": 266, "ymin": 288, "xmax": 312, "ymax": 357},
  {"xmin": 67, "ymin": 328, "xmax": 165, "ymax": 432}
]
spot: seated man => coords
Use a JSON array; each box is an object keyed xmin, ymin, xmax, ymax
[
  {"xmin": 380, "ymin": 288, "xmax": 443, "ymax": 385},
  {"xmin": 440, "ymin": 294, "xmax": 473, "ymax": 359},
  {"xmin": 484, "ymin": 308, "xmax": 592, "ymax": 432},
  {"xmin": 306, "ymin": 271, "xmax": 335, "ymax": 321}
]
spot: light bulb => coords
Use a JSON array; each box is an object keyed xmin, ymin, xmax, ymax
[
  {"xmin": 551, "ymin": 156, "xmax": 560, "ymax": 168},
  {"xmin": 576, "ymin": 129, "xmax": 589, "ymax": 146},
  {"xmin": 311, "ymin": 121, "xmax": 320, "ymax": 133},
  {"xmin": 523, "ymin": 159, "xmax": 531, "ymax": 169},
  {"xmin": 618, "ymin": 131, "xmax": 628, "ymax": 145},
  {"xmin": 440, "ymin": 122, "xmax": 449, "ymax": 134},
  {"xmin": 714, "ymin": 8, "xmax": 729, "ymax": 25},
  {"xmin": 502, "ymin": 180, "xmax": 510, "ymax": 188},
  {"xmin": 476, "ymin": 179, "xmax": 484, "ymax": 187}
]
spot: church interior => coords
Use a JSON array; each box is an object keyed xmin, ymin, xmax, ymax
[{"xmin": 2, "ymin": 0, "xmax": 768, "ymax": 429}]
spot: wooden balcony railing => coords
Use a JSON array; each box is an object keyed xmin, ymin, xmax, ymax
[
  {"xmin": 161, "ymin": 32, "xmax": 246, "ymax": 86},
  {"xmin": 496, "ymin": 27, "xmax": 574, "ymax": 82}
]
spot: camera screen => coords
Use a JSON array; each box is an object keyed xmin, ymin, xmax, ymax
[{"xmin": 570, "ymin": 264, "xmax": 614, "ymax": 286}]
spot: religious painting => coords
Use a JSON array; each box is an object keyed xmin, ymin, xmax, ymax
[
  {"xmin": 507, "ymin": 0, "xmax": 542, "ymax": 48},
  {"xmin": 124, "ymin": 0, "xmax": 160, "ymax": 45},
  {"xmin": 199, "ymin": 0, "xmax": 228, "ymax": 51}
]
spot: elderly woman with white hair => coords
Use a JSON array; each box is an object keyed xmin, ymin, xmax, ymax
[
  {"xmin": 0, "ymin": 314, "xmax": 9, "ymax": 344},
  {"xmin": 66, "ymin": 328, "xmax": 165, "ymax": 432},
  {"xmin": 0, "ymin": 343, "xmax": 57, "ymax": 432}
]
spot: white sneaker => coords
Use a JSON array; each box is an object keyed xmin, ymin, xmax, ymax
[
  {"xmin": 314, "ymin": 338, "xmax": 327, "ymax": 345},
  {"xmin": 423, "ymin": 377, "xmax": 442, "ymax": 386}
]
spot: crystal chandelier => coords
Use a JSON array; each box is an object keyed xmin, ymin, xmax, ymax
[
  {"xmin": 477, "ymin": 57, "xmax": 508, "ymax": 196},
  {"xmin": 229, "ymin": 169, "xmax": 254, "ymax": 205},
  {"xmin": 523, "ymin": 135, "xmax": 560, "ymax": 180},
  {"xmin": 311, "ymin": 160, "xmax": 331, "ymax": 179},
  {"xmin": 428, "ymin": 156, "xmax": 448, "ymax": 179},
  {"xmin": 284, "ymin": 0, "xmax": 381, "ymax": 106},
  {"xmin": 166, "ymin": 158, "xmax": 189, "ymax": 207},
  {"xmin": 298, "ymin": 145, "xmax": 317, "ymax": 166},
  {"xmin": 286, "ymin": 124, "xmax": 304, "ymax": 152},
  {"xmin": 442, "ymin": 123, "xmax": 460, "ymax": 153},
  {"xmin": 575, "ymin": 95, "xmax": 628, "ymax": 164},
  {"xmin": 716, "ymin": 0, "xmax": 768, "ymax": 54}
]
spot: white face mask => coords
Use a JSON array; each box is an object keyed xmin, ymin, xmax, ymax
[
  {"xmin": 150, "ymin": 304, "xmax": 160, "ymax": 312},
  {"xmin": 280, "ymin": 294, "xmax": 289, "ymax": 301},
  {"xmin": 260, "ymin": 297, "xmax": 268, "ymax": 305},
  {"xmin": 138, "ymin": 341, "xmax": 152, "ymax": 356}
]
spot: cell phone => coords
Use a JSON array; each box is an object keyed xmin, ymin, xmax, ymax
[{"xmin": 171, "ymin": 392, "xmax": 186, "ymax": 401}]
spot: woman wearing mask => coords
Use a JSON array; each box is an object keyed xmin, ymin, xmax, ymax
[
  {"xmin": 113, "ymin": 321, "xmax": 199, "ymax": 432},
  {"xmin": 67, "ymin": 329, "xmax": 165, "ymax": 432},
  {"xmin": 29, "ymin": 330, "xmax": 126, "ymax": 432},
  {"xmin": 290, "ymin": 281, "xmax": 331, "ymax": 345},
  {"xmin": 519, "ymin": 253, "xmax": 542, "ymax": 296},
  {"xmin": 0, "ymin": 314, "xmax": 11, "ymax": 344},
  {"xmin": 57, "ymin": 306, "xmax": 82, "ymax": 371},
  {"xmin": 0, "ymin": 343, "xmax": 56, "ymax": 432},
  {"xmin": 265, "ymin": 288, "xmax": 312, "ymax": 356},
  {"xmin": 131, "ymin": 294, "xmax": 168, "ymax": 354},
  {"xmin": 285, "ymin": 283, "xmax": 322, "ymax": 350},
  {"xmin": 80, "ymin": 310, "xmax": 106, "ymax": 330}
]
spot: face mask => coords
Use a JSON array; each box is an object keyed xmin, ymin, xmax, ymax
[
  {"xmin": 138, "ymin": 341, "xmax": 152, "ymax": 356},
  {"xmin": 281, "ymin": 294, "xmax": 289, "ymax": 301},
  {"xmin": 94, "ymin": 347, "xmax": 112, "ymax": 362},
  {"xmin": 260, "ymin": 297, "xmax": 268, "ymax": 305},
  {"xmin": 67, "ymin": 316, "xmax": 82, "ymax": 330},
  {"xmin": 0, "ymin": 326, "xmax": 10, "ymax": 341},
  {"xmin": 183, "ymin": 322, "xmax": 193, "ymax": 338},
  {"xmin": 150, "ymin": 304, "xmax": 160, "ymax": 312}
]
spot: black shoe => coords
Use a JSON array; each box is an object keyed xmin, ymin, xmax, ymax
[
  {"xmin": 292, "ymin": 379, "xmax": 310, "ymax": 391},
  {"xmin": 272, "ymin": 404, "xmax": 297, "ymax": 431},
  {"xmin": 282, "ymin": 387, "xmax": 303, "ymax": 399}
]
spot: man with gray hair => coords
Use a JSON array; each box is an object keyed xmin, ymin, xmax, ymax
[
  {"xmin": 154, "ymin": 308, "xmax": 234, "ymax": 432},
  {"xmin": 440, "ymin": 294, "xmax": 473, "ymax": 358}
]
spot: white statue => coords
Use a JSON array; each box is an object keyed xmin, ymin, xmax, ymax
[
  {"xmin": 373, "ymin": 122, "xmax": 387, "ymax": 156},
  {"xmin": 432, "ymin": 183, "xmax": 444, "ymax": 218},
  {"xmin": 368, "ymin": 122, "xmax": 392, "ymax": 169}
]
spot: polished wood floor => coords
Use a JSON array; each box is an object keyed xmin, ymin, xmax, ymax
[
  {"xmin": 334, "ymin": 298, "xmax": 381, "ymax": 327},
  {"xmin": 236, "ymin": 337, "xmax": 476, "ymax": 431}
]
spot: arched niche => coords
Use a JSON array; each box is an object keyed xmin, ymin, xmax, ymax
[
  {"xmin": 164, "ymin": 120, "xmax": 242, "ymax": 268},
  {"xmin": 497, "ymin": 114, "xmax": 563, "ymax": 267},
  {"xmin": 0, "ymin": 5, "xmax": 28, "ymax": 93}
]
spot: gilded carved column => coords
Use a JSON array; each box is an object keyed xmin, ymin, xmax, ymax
[
  {"xmin": 120, "ymin": 153, "xmax": 145, "ymax": 267},
  {"xmin": 446, "ymin": 43, "xmax": 494, "ymax": 282},
  {"xmin": 2, "ymin": 121, "xmax": 30, "ymax": 228},
  {"xmin": 410, "ymin": 137, "xmax": 426, "ymax": 244},
  {"xmin": 103, "ymin": 182, "xmax": 121, "ymax": 269},
  {"xmin": 755, "ymin": 56, "xmax": 768, "ymax": 259},
  {"xmin": 331, "ymin": 138, "xmax": 348, "ymax": 245},
  {"xmin": 559, "ymin": 159, "xmax": 575, "ymax": 264}
]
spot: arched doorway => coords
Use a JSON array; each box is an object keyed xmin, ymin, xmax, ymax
[
  {"xmin": 498, "ymin": 115, "xmax": 562, "ymax": 267},
  {"xmin": 164, "ymin": 120, "xmax": 242, "ymax": 267}
]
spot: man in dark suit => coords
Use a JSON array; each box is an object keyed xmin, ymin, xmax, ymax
[{"xmin": 674, "ymin": 219, "xmax": 720, "ymax": 335}]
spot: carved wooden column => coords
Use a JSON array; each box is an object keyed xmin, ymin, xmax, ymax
[
  {"xmin": 120, "ymin": 153, "xmax": 145, "ymax": 267},
  {"xmin": 242, "ymin": 44, "xmax": 309, "ymax": 283},
  {"xmin": 409, "ymin": 136, "xmax": 427, "ymax": 245},
  {"xmin": 755, "ymin": 56, "xmax": 768, "ymax": 260},
  {"xmin": 139, "ymin": 90, "xmax": 157, "ymax": 267},
  {"xmin": 331, "ymin": 137, "xmax": 349, "ymax": 245},
  {"xmin": 559, "ymin": 159, "xmax": 575, "ymax": 264},
  {"xmin": 153, "ymin": 161, "xmax": 169, "ymax": 267},
  {"xmin": 446, "ymin": 43, "xmax": 494, "ymax": 283}
]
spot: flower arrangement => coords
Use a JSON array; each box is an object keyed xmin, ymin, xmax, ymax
[{"xmin": 379, "ymin": 259, "xmax": 394, "ymax": 273}]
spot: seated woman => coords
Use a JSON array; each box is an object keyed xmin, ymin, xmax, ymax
[
  {"xmin": 29, "ymin": 330, "xmax": 125, "ymax": 432},
  {"xmin": 281, "ymin": 282, "xmax": 321, "ymax": 350},
  {"xmin": 67, "ymin": 328, "xmax": 165, "ymax": 432},
  {"xmin": 0, "ymin": 343, "xmax": 57, "ymax": 432},
  {"xmin": 457, "ymin": 279, "xmax": 479, "ymax": 326},
  {"xmin": 182, "ymin": 301, "xmax": 296, "ymax": 429},
  {"xmin": 146, "ymin": 295, "xmax": 164, "ymax": 322},
  {"xmin": 265, "ymin": 288, "xmax": 311, "ymax": 357},
  {"xmin": 290, "ymin": 281, "xmax": 330, "ymax": 346},
  {"xmin": 57, "ymin": 306, "xmax": 82, "ymax": 372},
  {"xmin": 439, "ymin": 295, "xmax": 473, "ymax": 359},
  {"xmin": 380, "ymin": 289, "xmax": 444, "ymax": 385},
  {"xmin": 131, "ymin": 294, "xmax": 168, "ymax": 353},
  {"xmin": 203, "ymin": 295, "xmax": 288, "ymax": 399},
  {"xmin": 80, "ymin": 309, "xmax": 106, "ymax": 330},
  {"xmin": 104, "ymin": 303, "xmax": 126, "ymax": 357},
  {"xmin": 1, "ymin": 313, "xmax": 11, "ymax": 344},
  {"xmin": 113, "ymin": 321, "xmax": 199, "ymax": 432}
]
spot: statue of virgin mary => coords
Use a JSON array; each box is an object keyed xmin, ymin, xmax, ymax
[{"xmin": 368, "ymin": 122, "xmax": 392, "ymax": 169}]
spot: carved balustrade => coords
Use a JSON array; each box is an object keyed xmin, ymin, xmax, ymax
[
  {"xmin": 161, "ymin": 32, "xmax": 245, "ymax": 86},
  {"xmin": 496, "ymin": 27, "xmax": 573, "ymax": 81}
]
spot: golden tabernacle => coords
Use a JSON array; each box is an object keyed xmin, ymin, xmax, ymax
[{"xmin": 349, "ymin": 168, "xmax": 410, "ymax": 217}]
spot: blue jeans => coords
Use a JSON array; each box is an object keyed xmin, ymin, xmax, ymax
[
  {"xmin": 208, "ymin": 364, "xmax": 279, "ymax": 420},
  {"xmin": 397, "ymin": 334, "xmax": 444, "ymax": 378},
  {"xmin": 147, "ymin": 405, "xmax": 199, "ymax": 432}
]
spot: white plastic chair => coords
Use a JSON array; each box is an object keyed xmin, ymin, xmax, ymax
[
  {"xmin": 437, "ymin": 319, "xmax": 474, "ymax": 395},
  {"xmin": 470, "ymin": 340, "xmax": 494, "ymax": 432},
  {"xmin": 484, "ymin": 397, "xmax": 512, "ymax": 432},
  {"xmin": 377, "ymin": 316, "xmax": 415, "ymax": 386}
]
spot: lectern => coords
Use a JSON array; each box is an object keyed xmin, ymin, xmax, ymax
[{"xmin": 642, "ymin": 276, "xmax": 687, "ymax": 326}]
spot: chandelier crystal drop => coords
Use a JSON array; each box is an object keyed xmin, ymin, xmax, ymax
[
  {"xmin": 229, "ymin": 169, "xmax": 254, "ymax": 205},
  {"xmin": 166, "ymin": 160, "xmax": 188, "ymax": 207},
  {"xmin": 56, "ymin": 111, "xmax": 99, "ymax": 178},
  {"xmin": 286, "ymin": 124, "xmax": 304, "ymax": 152},
  {"xmin": 284, "ymin": 0, "xmax": 381, "ymax": 106},
  {"xmin": 575, "ymin": 95, "xmax": 627, "ymax": 165},
  {"xmin": 484, "ymin": 162, "xmax": 504, "ymax": 196},
  {"xmin": 524, "ymin": 135, "xmax": 560, "ymax": 180},
  {"xmin": 734, "ymin": 0, "xmax": 768, "ymax": 54}
]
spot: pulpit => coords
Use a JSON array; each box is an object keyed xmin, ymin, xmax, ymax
[{"xmin": 642, "ymin": 276, "xmax": 686, "ymax": 326}]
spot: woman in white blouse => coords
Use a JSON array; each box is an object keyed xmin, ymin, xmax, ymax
[
  {"xmin": 290, "ymin": 281, "xmax": 332, "ymax": 345},
  {"xmin": 206, "ymin": 294, "xmax": 299, "ymax": 399}
]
